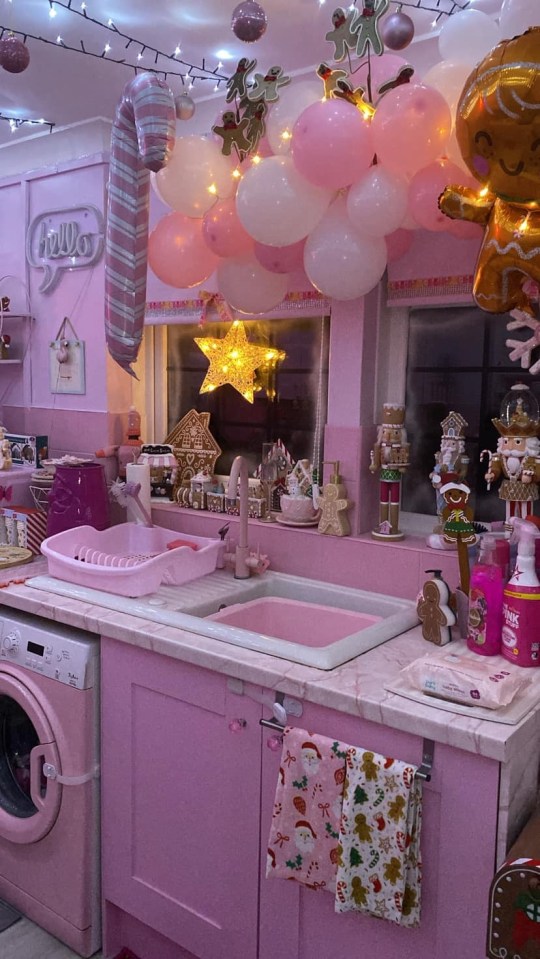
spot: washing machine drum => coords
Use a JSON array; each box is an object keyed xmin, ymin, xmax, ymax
[{"xmin": 0, "ymin": 675, "xmax": 62, "ymax": 844}]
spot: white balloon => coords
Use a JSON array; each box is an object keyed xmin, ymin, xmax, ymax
[
  {"xmin": 236, "ymin": 155, "xmax": 333, "ymax": 247},
  {"xmin": 266, "ymin": 80, "xmax": 322, "ymax": 156},
  {"xmin": 304, "ymin": 198, "xmax": 387, "ymax": 301},
  {"xmin": 422, "ymin": 61, "xmax": 473, "ymax": 116},
  {"xmin": 466, "ymin": 0, "xmax": 501, "ymax": 13},
  {"xmin": 438, "ymin": 10, "xmax": 501, "ymax": 65},
  {"xmin": 499, "ymin": 0, "xmax": 540, "ymax": 37},
  {"xmin": 217, "ymin": 254, "xmax": 288, "ymax": 314},
  {"xmin": 347, "ymin": 167, "xmax": 408, "ymax": 238},
  {"xmin": 155, "ymin": 136, "xmax": 235, "ymax": 218}
]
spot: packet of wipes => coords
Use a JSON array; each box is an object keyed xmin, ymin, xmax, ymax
[{"xmin": 400, "ymin": 645, "xmax": 530, "ymax": 710}]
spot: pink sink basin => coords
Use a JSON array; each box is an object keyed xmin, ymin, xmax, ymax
[{"xmin": 208, "ymin": 597, "xmax": 382, "ymax": 647}]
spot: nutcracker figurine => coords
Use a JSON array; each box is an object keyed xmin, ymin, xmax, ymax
[
  {"xmin": 429, "ymin": 411, "xmax": 469, "ymax": 532},
  {"xmin": 484, "ymin": 383, "xmax": 540, "ymax": 525},
  {"xmin": 369, "ymin": 403, "xmax": 409, "ymax": 540}
]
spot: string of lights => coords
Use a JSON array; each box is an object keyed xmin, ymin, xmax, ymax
[
  {"xmin": 46, "ymin": 0, "xmax": 228, "ymax": 83},
  {"xmin": 0, "ymin": 112, "xmax": 55, "ymax": 134},
  {"xmin": 342, "ymin": 0, "xmax": 471, "ymax": 18}
]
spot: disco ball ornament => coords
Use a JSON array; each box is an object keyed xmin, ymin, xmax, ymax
[
  {"xmin": 231, "ymin": 0, "xmax": 268, "ymax": 43},
  {"xmin": 0, "ymin": 34, "xmax": 30, "ymax": 73},
  {"xmin": 175, "ymin": 94, "xmax": 196, "ymax": 121},
  {"xmin": 380, "ymin": 11, "xmax": 415, "ymax": 51}
]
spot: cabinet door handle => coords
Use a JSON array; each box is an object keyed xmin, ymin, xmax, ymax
[{"xmin": 228, "ymin": 718, "xmax": 247, "ymax": 733}]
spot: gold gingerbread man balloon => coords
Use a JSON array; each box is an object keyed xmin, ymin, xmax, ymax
[{"xmin": 439, "ymin": 28, "xmax": 540, "ymax": 319}]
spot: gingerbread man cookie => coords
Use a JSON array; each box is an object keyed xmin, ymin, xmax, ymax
[
  {"xmin": 354, "ymin": 0, "xmax": 389, "ymax": 59},
  {"xmin": 248, "ymin": 65, "xmax": 290, "ymax": 103},
  {"xmin": 212, "ymin": 111, "xmax": 252, "ymax": 160},
  {"xmin": 316, "ymin": 62, "xmax": 348, "ymax": 99},
  {"xmin": 325, "ymin": 7, "xmax": 359, "ymax": 62},
  {"xmin": 317, "ymin": 483, "xmax": 350, "ymax": 536},
  {"xmin": 245, "ymin": 100, "xmax": 267, "ymax": 153},
  {"xmin": 226, "ymin": 57, "xmax": 257, "ymax": 103},
  {"xmin": 334, "ymin": 78, "xmax": 369, "ymax": 110},
  {"xmin": 416, "ymin": 574, "xmax": 456, "ymax": 646}
]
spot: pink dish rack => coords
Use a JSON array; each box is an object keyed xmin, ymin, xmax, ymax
[{"xmin": 41, "ymin": 522, "xmax": 221, "ymax": 597}]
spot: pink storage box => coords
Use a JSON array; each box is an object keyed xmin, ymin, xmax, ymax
[{"xmin": 41, "ymin": 522, "xmax": 220, "ymax": 597}]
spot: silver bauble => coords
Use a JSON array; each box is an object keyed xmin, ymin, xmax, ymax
[
  {"xmin": 380, "ymin": 11, "xmax": 415, "ymax": 51},
  {"xmin": 175, "ymin": 94, "xmax": 196, "ymax": 121}
]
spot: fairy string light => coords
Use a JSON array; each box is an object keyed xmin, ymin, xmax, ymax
[
  {"xmin": 0, "ymin": 112, "xmax": 54, "ymax": 133},
  {"xmin": 45, "ymin": 0, "xmax": 228, "ymax": 83}
]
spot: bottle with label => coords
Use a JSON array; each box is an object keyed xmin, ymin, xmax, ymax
[
  {"xmin": 502, "ymin": 518, "xmax": 540, "ymax": 667},
  {"xmin": 467, "ymin": 534, "xmax": 504, "ymax": 656},
  {"xmin": 118, "ymin": 406, "xmax": 142, "ymax": 479}
]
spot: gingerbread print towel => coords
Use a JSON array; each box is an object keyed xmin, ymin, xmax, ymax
[
  {"xmin": 266, "ymin": 726, "xmax": 348, "ymax": 893},
  {"xmin": 335, "ymin": 748, "xmax": 423, "ymax": 926}
]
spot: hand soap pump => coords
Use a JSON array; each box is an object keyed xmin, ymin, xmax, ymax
[
  {"xmin": 317, "ymin": 461, "xmax": 351, "ymax": 536},
  {"xmin": 502, "ymin": 518, "xmax": 540, "ymax": 667}
]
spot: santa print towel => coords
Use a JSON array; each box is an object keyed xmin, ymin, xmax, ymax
[
  {"xmin": 335, "ymin": 748, "xmax": 423, "ymax": 927},
  {"xmin": 266, "ymin": 726, "xmax": 348, "ymax": 893}
]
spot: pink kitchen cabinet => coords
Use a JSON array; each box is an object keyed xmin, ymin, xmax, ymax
[
  {"xmin": 259, "ymin": 699, "xmax": 500, "ymax": 959},
  {"xmin": 101, "ymin": 637, "xmax": 263, "ymax": 959},
  {"xmin": 101, "ymin": 637, "xmax": 501, "ymax": 959}
]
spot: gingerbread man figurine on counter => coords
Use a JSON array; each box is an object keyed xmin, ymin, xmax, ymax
[
  {"xmin": 369, "ymin": 404, "xmax": 409, "ymax": 541},
  {"xmin": 484, "ymin": 383, "xmax": 540, "ymax": 525}
]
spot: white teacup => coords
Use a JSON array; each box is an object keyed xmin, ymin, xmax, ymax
[{"xmin": 280, "ymin": 494, "xmax": 318, "ymax": 522}]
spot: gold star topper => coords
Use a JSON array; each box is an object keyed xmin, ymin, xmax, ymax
[{"xmin": 195, "ymin": 319, "xmax": 285, "ymax": 404}]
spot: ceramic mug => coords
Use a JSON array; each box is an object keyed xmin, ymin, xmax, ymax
[{"xmin": 280, "ymin": 494, "xmax": 318, "ymax": 523}]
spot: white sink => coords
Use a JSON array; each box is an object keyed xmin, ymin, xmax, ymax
[{"xmin": 27, "ymin": 570, "xmax": 419, "ymax": 670}]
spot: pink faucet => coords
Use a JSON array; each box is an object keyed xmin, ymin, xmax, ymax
[{"xmin": 227, "ymin": 455, "xmax": 251, "ymax": 579}]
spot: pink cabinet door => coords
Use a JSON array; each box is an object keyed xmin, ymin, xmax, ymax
[
  {"xmin": 101, "ymin": 638, "xmax": 262, "ymax": 959},
  {"xmin": 259, "ymin": 699, "xmax": 500, "ymax": 959}
]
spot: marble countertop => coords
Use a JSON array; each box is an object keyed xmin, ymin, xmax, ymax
[{"xmin": 0, "ymin": 561, "xmax": 539, "ymax": 763}]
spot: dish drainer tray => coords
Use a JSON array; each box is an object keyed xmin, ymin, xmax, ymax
[{"xmin": 40, "ymin": 523, "xmax": 221, "ymax": 597}]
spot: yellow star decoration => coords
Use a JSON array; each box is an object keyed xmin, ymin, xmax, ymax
[{"xmin": 195, "ymin": 319, "xmax": 285, "ymax": 403}]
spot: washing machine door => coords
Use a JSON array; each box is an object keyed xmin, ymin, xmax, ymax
[{"xmin": 0, "ymin": 672, "xmax": 62, "ymax": 844}]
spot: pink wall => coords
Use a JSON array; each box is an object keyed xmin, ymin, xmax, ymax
[{"xmin": 0, "ymin": 154, "xmax": 134, "ymax": 457}]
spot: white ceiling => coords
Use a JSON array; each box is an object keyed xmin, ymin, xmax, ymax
[{"xmin": 0, "ymin": 0, "xmax": 503, "ymax": 148}]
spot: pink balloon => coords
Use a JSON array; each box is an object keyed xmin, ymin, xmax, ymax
[
  {"xmin": 408, "ymin": 159, "xmax": 465, "ymax": 232},
  {"xmin": 202, "ymin": 198, "xmax": 253, "ymax": 258},
  {"xmin": 217, "ymin": 253, "xmax": 288, "ymax": 314},
  {"xmin": 354, "ymin": 52, "xmax": 408, "ymax": 97},
  {"xmin": 292, "ymin": 99, "xmax": 374, "ymax": 190},
  {"xmin": 447, "ymin": 219, "xmax": 484, "ymax": 241},
  {"xmin": 148, "ymin": 212, "xmax": 219, "ymax": 288},
  {"xmin": 385, "ymin": 228, "xmax": 414, "ymax": 263},
  {"xmin": 254, "ymin": 239, "xmax": 305, "ymax": 274},
  {"xmin": 371, "ymin": 83, "xmax": 452, "ymax": 179}
]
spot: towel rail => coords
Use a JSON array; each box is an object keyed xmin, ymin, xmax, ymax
[{"xmin": 259, "ymin": 718, "xmax": 434, "ymax": 782}]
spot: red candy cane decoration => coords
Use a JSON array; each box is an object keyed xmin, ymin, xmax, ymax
[{"xmin": 105, "ymin": 73, "xmax": 175, "ymax": 376}]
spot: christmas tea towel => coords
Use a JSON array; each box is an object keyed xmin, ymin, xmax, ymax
[
  {"xmin": 335, "ymin": 748, "xmax": 423, "ymax": 926},
  {"xmin": 266, "ymin": 726, "xmax": 348, "ymax": 893}
]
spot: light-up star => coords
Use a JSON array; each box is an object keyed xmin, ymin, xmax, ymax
[{"xmin": 195, "ymin": 319, "xmax": 283, "ymax": 404}]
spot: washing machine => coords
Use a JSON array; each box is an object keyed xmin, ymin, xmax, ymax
[{"xmin": 0, "ymin": 606, "xmax": 100, "ymax": 957}]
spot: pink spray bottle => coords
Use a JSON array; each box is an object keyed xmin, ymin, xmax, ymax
[
  {"xmin": 467, "ymin": 534, "xmax": 504, "ymax": 656},
  {"xmin": 501, "ymin": 518, "xmax": 540, "ymax": 667}
]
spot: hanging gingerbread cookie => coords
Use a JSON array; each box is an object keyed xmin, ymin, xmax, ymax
[
  {"xmin": 248, "ymin": 65, "xmax": 290, "ymax": 102},
  {"xmin": 245, "ymin": 100, "xmax": 267, "ymax": 153},
  {"xmin": 316, "ymin": 62, "xmax": 348, "ymax": 99},
  {"xmin": 333, "ymin": 78, "xmax": 369, "ymax": 110},
  {"xmin": 354, "ymin": 0, "xmax": 390, "ymax": 59},
  {"xmin": 325, "ymin": 7, "xmax": 359, "ymax": 62},
  {"xmin": 226, "ymin": 57, "xmax": 257, "ymax": 103},
  {"xmin": 212, "ymin": 111, "xmax": 252, "ymax": 160}
]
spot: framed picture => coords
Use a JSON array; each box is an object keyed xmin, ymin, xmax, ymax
[{"xmin": 49, "ymin": 337, "xmax": 86, "ymax": 394}]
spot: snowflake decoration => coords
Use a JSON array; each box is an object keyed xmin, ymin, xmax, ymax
[{"xmin": 506, "ymin": 309, "xmax": 540, "ymax": 376}]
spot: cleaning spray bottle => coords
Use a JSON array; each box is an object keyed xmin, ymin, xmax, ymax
[
  {"xmin": 501, "ymin": 518, "xmax": 540, "ymax": 667},
  {"xmin": 467, "ymin": 534, "xmax": 504, "ymax": 656}
]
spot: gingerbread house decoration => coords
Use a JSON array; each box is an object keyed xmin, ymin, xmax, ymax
[
  {"xmin": 440, "ymin": 411, "xmax": 468, "ymax": 440},
  {"xmin": 165, "ymin": 409, "xmax": 222, "ymax": 491}
]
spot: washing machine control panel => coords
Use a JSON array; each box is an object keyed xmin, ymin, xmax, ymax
[{"xmin": 0, "ymin": 613, "xmax": 98, "ymax": 689}]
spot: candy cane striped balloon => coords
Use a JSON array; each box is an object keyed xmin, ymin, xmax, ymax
[{"xmin": 105, "ymin": 73, "xmax": 176, "ymax": 376}]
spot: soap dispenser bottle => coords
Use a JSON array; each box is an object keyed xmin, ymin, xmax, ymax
[
  {"xmin": 317, "ymin": 461, "xmax": 351, "ymax": 536},
  {"xmin": 501, "ymin": 518, "xmax": 540, "ymax": 667},
  {"xmin": 467, "ymin": 534, "xmax": 504, "ymax": 656}
]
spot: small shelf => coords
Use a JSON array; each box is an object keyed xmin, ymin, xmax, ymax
[{"xmin": 0, "ymin": 359, "xmax": 21, "ymax": 365}]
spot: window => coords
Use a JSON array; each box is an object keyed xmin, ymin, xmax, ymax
[
  {"xmin": 402, "ymin": 304, "xmax": 540, "ymax": 523},
  {"xmin": 163, "ymin": 315, "xmax": 329, "ymax": 477}
]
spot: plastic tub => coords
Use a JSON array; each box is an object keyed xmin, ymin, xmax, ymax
[{"xmin": 41, "ymin": 522, "xmax": 220, "ymax": 597}]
